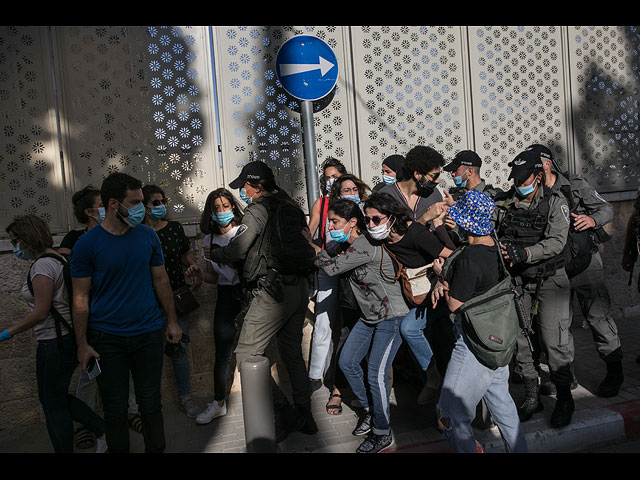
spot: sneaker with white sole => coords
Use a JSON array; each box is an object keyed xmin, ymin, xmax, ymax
[
  {"xmin": 179, "ymin": 396, "xmax": 200, "ymax": 419},
  {"xmin": 196, "ymin": 401, "xmax": 227, "ymax": 425}
]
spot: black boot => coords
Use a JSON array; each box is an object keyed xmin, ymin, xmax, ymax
[
  {"xmin": 295, "ymin": 402, "xmax": 318, "ymax": 435},
  {"xmin": 275, "ymin": 403, "xmax": 305, "ymax": 443},
  {"xmin": 596, "ymin": 360, "xmax": 624, "ymax": 398},
  {"xmin": 550, "ymin": 384, "xmax": 574, "ymax": 428},
  {"xmin": 517, "ymin": 377, "xmax": 543, "ymax": 422}
]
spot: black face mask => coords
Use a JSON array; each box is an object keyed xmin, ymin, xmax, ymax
[{"xmin": 415, "ymin": 175, "xmax": 437, "ymax": 197}]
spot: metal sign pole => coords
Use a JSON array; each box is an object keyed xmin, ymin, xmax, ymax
[{"xmin": 301, "ymin": 100, "xmax": 320, "ymax": 212}]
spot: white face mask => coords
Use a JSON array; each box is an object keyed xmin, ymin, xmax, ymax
[{"xmin": 367, "ymin": 217, "xmax": 395, "ymax": 241}]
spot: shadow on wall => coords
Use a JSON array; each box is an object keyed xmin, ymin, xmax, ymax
[{"xmin": 572, "ymin": 26, "xmax": 640, "ymax": 193}]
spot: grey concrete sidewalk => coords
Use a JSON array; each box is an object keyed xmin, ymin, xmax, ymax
[{"xmin": 1, "ymin": 312, "xmax": 639, "ymax": 454}]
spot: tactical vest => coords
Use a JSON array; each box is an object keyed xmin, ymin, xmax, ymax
[{"xmin": 498, "ymin": 186, "xmax": 565, "ymax": 279}]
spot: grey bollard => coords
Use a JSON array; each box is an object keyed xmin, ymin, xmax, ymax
[{"xmin": 239, "ymin": 356, "xmax": 277, "ymax": 453}]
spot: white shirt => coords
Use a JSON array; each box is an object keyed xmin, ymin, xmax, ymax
[{"xmin": 202, "ymin": 227, "xmax": 241, "ymax": 286}]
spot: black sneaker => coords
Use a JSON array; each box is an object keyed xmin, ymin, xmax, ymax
[
  {"xmin": 356, "ymin": 432, "xmax": 393, "ymax": 453},
  {"xmin": 309, "ymin": 378, "xmax": 323, "ymax": 394},
  {"xmin": 352, "ymin": 412, "xmax": 372, "ymax": 436}
]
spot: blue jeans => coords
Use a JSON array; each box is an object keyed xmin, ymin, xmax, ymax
[
  {"xmin": 36, "ymin": 333, "xmax": 104, "ymax": 453},
  {"xmin": 339, "ymin": 316, "xmax": 403, "ymax": 435},
  {"xmin": 88, "ymin": 328, "xmax": 165, "ymax": 453},
  {"xmin": 437, "ymin": 315, "xmax": 528, "ymax": 453},
  {"xmin": 399, "ymin": 306, "xmax": 433, "ymax": 372},
  {"xmin": 213, "ymin": 285, "xmax": 242, "ymax": 402}
]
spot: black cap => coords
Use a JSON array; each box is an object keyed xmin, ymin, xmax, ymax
[
  {"xmin": 526, "ymin": 144, "xmax": 553, "ymax": 162},
  {"xmin": 508, "ymin": 149, "xmax": 544, "ymax": 181},
  {"xmin": 443, "ymin": 150, "xmax": 482, "ymax": 172},
  {"xmin": 382, "ymin": 154, "xmax": 404, "ymax": 173},
  {"xmin": 229, "ymin": 161, "xmax": 275, "ymax": 189}
]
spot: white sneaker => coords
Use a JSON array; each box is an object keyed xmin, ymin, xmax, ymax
[
  {"xmin": 196, "ymin": 401, "xmax": 227, "ymax": 425},
  {"xmin": 95, "ymin": 434, "xmax": 108, "ymax": 453}
]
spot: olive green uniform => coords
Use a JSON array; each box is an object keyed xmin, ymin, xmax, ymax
[
  {"xmin": 210, "ymin": 192, "xmax": 311, "ymax": 408},
  {"xmin": 495, "ymin": 186, "xmax": 573, "ymax": 387}
]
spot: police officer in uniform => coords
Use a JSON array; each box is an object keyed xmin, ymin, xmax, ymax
[
  {"xmin": 442, "ymin": 150, "xmax": 503, "ymax": 245},
  {"xmin": 529, "ymin": 144, "xmax": 624, "ymax": 398},
  {"xmin": 209, "ymin": 161, "xmax": 317, "ymax": 442},
  {"xmin": 495, "ymin": 149, "xmax": 574, "ymax": 428}
]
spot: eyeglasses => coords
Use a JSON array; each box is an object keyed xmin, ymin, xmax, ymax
[
  {"xmin": 425, "ymin": 171, "xmax": 440, "ymax": 181},
  {"xmin": 364, "ymin": 215, "xmax": 388, "ymax": 226}
]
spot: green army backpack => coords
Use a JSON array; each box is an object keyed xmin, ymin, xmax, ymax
[{"xmin": 442, "ymin": 239, "xmax": 519, "ymax": 370}]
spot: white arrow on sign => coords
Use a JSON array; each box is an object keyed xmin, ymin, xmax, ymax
[{"xmin": 279, "ymin": 56, "xmax": 335, "ymax": 77}]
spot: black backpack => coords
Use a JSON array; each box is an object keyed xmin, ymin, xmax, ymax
[
  {"xmin": 26, "ymin": 253, "xmax": 73, "ymax": 351},
  {"xmin": 265, "ymin": 202, "xmax": 316, "ymax": 276},
  {"xmin": 559, "ymin": 182, "xmax": 595, "ymax": 278}
]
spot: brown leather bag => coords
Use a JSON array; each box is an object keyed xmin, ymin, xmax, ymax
[
  {"xmin": 173, "ymin": 285, "xmax": 200, "ymax": 317},
  {"xmin": 381, "ymin": 244, "xmax": 435, "ymax": 307}
]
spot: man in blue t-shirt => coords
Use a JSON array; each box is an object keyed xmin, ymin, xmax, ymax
[{"xmin": 71, "ymin": 172, "xmax": 182, "ymax": 453}]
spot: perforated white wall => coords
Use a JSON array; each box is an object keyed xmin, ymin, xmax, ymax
[{"xmin": 2, "ymin": 26, "xmax": 639, "ymax": 237}]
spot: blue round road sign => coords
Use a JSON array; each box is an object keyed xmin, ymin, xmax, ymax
[{"xmin": 275, "ymin": 35, "xmax": 338, "ymax": 102}]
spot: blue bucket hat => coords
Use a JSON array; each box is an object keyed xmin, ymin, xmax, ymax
[{"xmin": 447, "ymin": 189, "xmax": 495, "ymax": 236}]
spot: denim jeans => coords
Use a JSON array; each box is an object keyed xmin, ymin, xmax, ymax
[
  {"xmin": 36, "ymin": 333, "xmax": 104, "ymax": 453},
  {"xmin": 437, "ymin": 315, "xmax": 528, "ymax": 453},
  {"xmin": 213, "ymin": 285, "xmax": 242, "ymax": 402},
  {"xmin": 88, "ymin": 328, "xmax": 165, "ymax": 453},
  {"xmin": 399, "ymin": 306, "xmax": 433, "ymax": 372},
  {"xmin": 339, "ymin": 316, "xmax": 403, "ymax": 435}
]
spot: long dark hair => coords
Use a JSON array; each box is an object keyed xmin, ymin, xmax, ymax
[
  {"xmin": 327, "ymin": 198, "xmax": 366, "ymax": 233},
  {"xmin": 363, "ymin": 192, "xmax": 411, "ymax": 236},
  {"xmin": 200, "ymin": 188, "xmax": 244, "ymax": 235},
  {"xmin": 321, "ymin": 157, "xmax": 348, "ymax": 194}
]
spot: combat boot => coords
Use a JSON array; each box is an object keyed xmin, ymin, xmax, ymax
[
  {"xmin": 595, "ymin": 360, "xmax": 624, "ymax": 398},
  {"xmin": 550, "ymin": 384, "xmax": 574, "ymax": 428},
  {"xmin": 517, "ymin": 377, "xmax": 543, "ymax": 422}
]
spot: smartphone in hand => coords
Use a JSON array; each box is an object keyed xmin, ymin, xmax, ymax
[{"xmin": 87, "ymin": 357, "xmax": 101, "ymax": 379}]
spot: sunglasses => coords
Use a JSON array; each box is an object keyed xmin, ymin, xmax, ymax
[
  {"xmin": 425, "ymin": 171, "xmax": 440, "ymax": 181},
  {"xmin": 364, "ymin": 215, "xmax": 388, "ymax": 226}
]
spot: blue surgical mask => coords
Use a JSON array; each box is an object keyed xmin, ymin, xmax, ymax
[
  {"xmin": 212, "ymin": 210, "xmax": 235, "ymax": 227},
  {"xmin": 13, "ymin": 243, "xmax": 32, "ymax": 261},
  {"xmin": 150, "ymin": 205, "xmax": 167, "ymax": 220},
  {"xmin": 117, "ymin": 202, "xmax": 146, "ymax": 228},
  {"xmin": 329, "ymin": 225, "xmax": 352, "ymax": 243},
  {"xmin": 453, "ymin": 175, "xmax": 467, "ymax": 188},
  {"xmin": 382, "ymin": 174, "xmax": 396, "ymax": 185},
  {"xmin": 92, "ymin": 207, "xmax": 106, "ymax": 224},
  {"xmin": 239, "ymin": 188, "xmax": 253, "ymax": 205},
  {"xmin": 515, "ymin": 181, "xmax": 536, "ymax": 197},
  {"xmin": 342, "ymin": 194, "xmax": 361, "ymax": 204}
]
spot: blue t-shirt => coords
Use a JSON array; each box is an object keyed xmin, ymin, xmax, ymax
[{"xmin": 71, "ymin": 224, "xmax": 165, "ymax": 336}]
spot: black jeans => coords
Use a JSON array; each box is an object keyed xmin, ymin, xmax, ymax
[
  {"xmin": 36, "ymin": 333, "xmax": 104, "ymax": 453},
  {"xmin": 213, "ymin": 285, "xmax": 242, "ymax": 402},
  {"xmin": 88, "ymin": 328, "xmax": 165, "ymax": 453}
]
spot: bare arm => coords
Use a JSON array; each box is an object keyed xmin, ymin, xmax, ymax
[
  {"xmin": 72, "ymin": 276, "xmax": 99, "ymax": 372},
  {"xmin": 151, "ymin": 265, "xmax": 182, "ymax": 344},
  {"xmin": 7, "ymin": 275, "xmax": 55, "ymax": 337}
]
